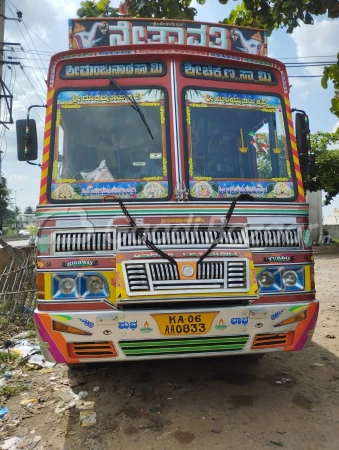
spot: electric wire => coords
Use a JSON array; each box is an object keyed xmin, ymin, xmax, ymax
[{"xmin": 5, "ymin": 2, "xmax": 47, "ymax": 96}]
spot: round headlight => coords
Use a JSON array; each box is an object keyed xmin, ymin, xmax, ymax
[
  {"xmin": 86, "ymin": 276, "xmax": 105, "ymax": 294},
  {"xmin": 59, "ymin": 278, "xmax": 76, "ymax": 295},
  {"xmin": 258, "ymin": 270, "xmax": 274, "ymax": 287},
  {"xmin": 282, "ymin": 270, "xmax": 298, "ymax": 286}
]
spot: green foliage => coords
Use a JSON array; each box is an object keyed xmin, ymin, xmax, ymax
[
  {"xmin": 321, "ymin": 55, "xmax": 339, "ymax": 118},
  {"xmin": 305, "ymin": 130, "xmax": 339, "ymax": 205},
  {"xmin": 77, "ymin": 0, "xmax": 119, "ymax": 17},
  {"xmin": 223, "ymin": 0, "xmax": 339, "ymax": 35},
  {"xmin": 24, "ymin": 206, "xmax": 35, "ymax": 215},
  {"xmin": 77, "ymin": 0, "xmax": 200, "ymax": 19}
]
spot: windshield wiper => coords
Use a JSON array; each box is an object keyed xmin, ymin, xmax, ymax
[
  {"xmin": 198, "ymin": 194, "xmax": 254, "ymax": 265},
  {"xmin": 103, "ymin": 195, "xmax": 177, "ymax": 268},
  {"xmin": 109, "ymin": 77, "xmax": 154, "ymax": 140}
]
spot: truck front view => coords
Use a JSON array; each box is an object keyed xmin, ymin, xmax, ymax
[{"xmin": 16, "ymin": 18, "xmax": 318, "ymax": 366}]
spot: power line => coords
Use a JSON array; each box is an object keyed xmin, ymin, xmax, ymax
[
  {"xmin": 5, "ymin": 3, "xmax": 47, "ymax": 95},
  {"xmin": 289, "ymin": 75, "xmax": 322, "ymax": 78}
]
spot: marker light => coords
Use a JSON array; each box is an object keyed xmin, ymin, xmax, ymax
[
  {"xmin": 274, "ymin": 310, "xmax": 307, "ymax": 327},
  {"xmin": 52, "ymin": 320, "xmax": 92, "ymax": 336},
  {"xmin": 282, "ymin": 270, "xmax": 298, "ymax": 287},
  {"xmin": 58, "ymin": 277, "xmax": 76, "ymax": 295},
  {"xmin": 86, "ymin": 276, "xmax": 105, "ymax": 294},
  {"xmin": 258, "ymin": 270, "xmax": 274, "ymax": 287}
]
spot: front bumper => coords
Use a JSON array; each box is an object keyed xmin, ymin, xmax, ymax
[{"xmin": 35, "ymin": 301, "xmax": 319, "ymax": 364}]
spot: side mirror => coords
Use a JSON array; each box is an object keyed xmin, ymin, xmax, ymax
[
  {"xmin": 16, "ymin": 119, "xmax": 38, "ymax": 161},
  {"xmin": 294, "ymin": 111, "xmax": 315, "ymax": 171},
  {"xmin": 295, "ymin": 112, "xmax": 310, "ymax": 157}
]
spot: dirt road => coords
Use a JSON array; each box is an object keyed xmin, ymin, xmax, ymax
[{"xmin": 1, "ymin": 251, "xmax": 339, "ymax": 450}]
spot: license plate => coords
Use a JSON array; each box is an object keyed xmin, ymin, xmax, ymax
[{"xmin": 151, "ymin": 312, "xmax": 218, "ymax": 336}]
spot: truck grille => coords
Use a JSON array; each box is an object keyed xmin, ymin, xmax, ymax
[
  {"xmin": 118, "ymin": 227, "xmax": 246, "ymax": 249},
  {"xmin": 54, "ymin": 231, "xmax": 115, "ymax": 253},
  {"xmin": 248, "ymin": 229, "xmax": 299, "ymax": 248},
  {"xmin": 122, "ymin": 259, "xmax": 249, "ymax": 296}
]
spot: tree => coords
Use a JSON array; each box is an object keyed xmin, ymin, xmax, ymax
[
  {"xmin": 220, "ymin": 0, "xmax": 339, "ymax": 118},
  {"xmin": 77, "ymin": 0, "xmax": 206, "ymax": 21},
  {"xmin": 24, "ymin": 206, "xmax": 35, "ymax": 215},
  {"xmin": 305, "ymin": 129, "xmax": 339, "ymax": 205}
]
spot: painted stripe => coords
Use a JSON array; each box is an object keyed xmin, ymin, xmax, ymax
[
  {"xmin": 121, "ymin": 343, "xmax": 246, "ymax": 355},
  {"xmin": 39, "ymin": 88, "xmax": 54, "ymax": 205},
  {"xmin": 284, "ymin": 96, "xmax": 305, "ymax": 202},
  {"xmin": 120, "ymin": 336, "xmax": 249, "ymax": 347}
]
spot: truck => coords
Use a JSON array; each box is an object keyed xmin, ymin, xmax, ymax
[{"xmin": 16, "ymin": 18, "xmax": 317, "ymax": 366}]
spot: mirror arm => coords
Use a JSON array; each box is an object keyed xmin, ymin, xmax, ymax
[
  {"xmin": 25, "ymin": 104, "xmax": 46, "ymax": 160},
  {"xmin": 27, "ymin": 160, "xmax": 42, "ymax": 168}
]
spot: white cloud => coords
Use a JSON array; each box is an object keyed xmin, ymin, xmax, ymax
[
  {"xmin": 333, "ymin": 121, "xmax": 339, "ymax": 132},
  {"xmin": 300, "ymin": 90, "xmax": 310, "ymax": 98},
  {"xmin": 291, "ymin": 19, "xmax": 339, "ymax": 76}
]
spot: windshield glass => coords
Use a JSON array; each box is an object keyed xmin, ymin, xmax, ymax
[
  {"xmin": 184, "ymin": 89, "xmax": 296, "ymax": 200},
  {"xmin": 50, "ymin": 88, "xmax": 169, "ymax": 201}
]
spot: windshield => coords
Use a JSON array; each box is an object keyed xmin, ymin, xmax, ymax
[
  {"xmin": 184, "ymin": 89, "xmax": 296, "ymax": 200},
  {"xmin": 50, "ymin": 88, "xmax": 170, "ymax": 201}
]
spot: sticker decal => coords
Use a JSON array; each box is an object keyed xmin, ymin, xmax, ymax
[
  {"xmin": 230, "ymin": 317, "xmax": 249, "ymax": 325},
  {"xmin": 79, "ymin": 319, "xmax": 94, "ymax": 328},
  {"xmin": 289, "ymin": 305, "xmax": 308, "ymax": 313},
  {"xmin": 140, "ymin": 321, "xmax": 153, "ymax": 333},
  {"xmin": 271, "ymin": 310, "xmax": 284, "ymax": 320},
  {"xmin": 118, "ymin": 320, "xmax": 138, "ymax": 330},
  {"xmin": 215, "ymin": 319, "xmax": 227, "ymax": 330},
  {"xmin": 50, "ymin": 314, "xmax": 73, "ymax": 322},
  {"xmin": 263, "ymin": 255, "xmax": 295, "ymax": 263},
  {"xmin": 62, "ymin": 260, "xmax": 99, "ymax": 267}
]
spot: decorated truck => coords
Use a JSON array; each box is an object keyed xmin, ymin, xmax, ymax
[{"xmin": 16, "ymin": 18, "xmax": 317, "ymax": 365}]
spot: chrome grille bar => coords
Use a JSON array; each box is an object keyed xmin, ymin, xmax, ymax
[
  {"xmin": 118, "ymin": 227, "xmax": 246, "ymax": 249},
  {"xmin": 54, "ymin": 231, "xmax": 115, "ymax": 253},
  {"xmin": 248, "ymin": 229, "xmax": 299, "ymax": 248}
]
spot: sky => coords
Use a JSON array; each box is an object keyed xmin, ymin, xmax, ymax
[{"xmin": 1, "ymin": 0, "xmax": 339, "ymax": 215}]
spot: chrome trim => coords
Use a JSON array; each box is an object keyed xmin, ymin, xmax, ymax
[
  {"xmin": 122, "ymin": 258, "xmax": 249, "ymax": 297},
  {"xmin": 171, "ymin": 59, "xmax": 181, "ymax": 189},
  {"xmin": 117, "ymin": 227, "xmax": 247, "ymax": 250},
  {"xmin": 52, "ymin": 228, "xmax": 116, "ymax": 256}
]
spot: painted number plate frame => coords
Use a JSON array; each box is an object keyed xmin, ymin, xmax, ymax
[{"xmin": 151, "ymin": 312, "xmax": 218, "ymax": 336}]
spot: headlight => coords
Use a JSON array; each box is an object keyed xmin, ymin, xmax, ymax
[
  {"xmin": 282, "ymin": 270, "xmax": 298, "ymax": 286},
  {"xmin": 258, "ymin": 270, "xmax": 274, "ymax": 287},
  {"xmin": 59, "ymin": 277, "xmax": 76, "ymax": 295},
  {"xmin": 86, "ymin": 275, "xmax": 105, "ymax": 294}
]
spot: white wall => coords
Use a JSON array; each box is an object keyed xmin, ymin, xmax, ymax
[{"xmin": 306, "ymin": 191, "xmax": 322, "ymax": 244}]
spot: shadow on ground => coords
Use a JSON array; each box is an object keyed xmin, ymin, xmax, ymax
[{"xmin": 60, "ymin": 340, "xmax": 339, "ymax": 450}]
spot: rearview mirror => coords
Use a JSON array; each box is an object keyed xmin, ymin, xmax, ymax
[
  {"xmin": 16, "ymin": 119, "xmax": 38, "ymax": 161},
  {"xmin": 295, "ymin": 112, "xmax": 310, "ymax": 157}
]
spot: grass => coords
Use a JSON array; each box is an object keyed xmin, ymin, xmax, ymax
[
  {"xmin": 332, "ymin": 238, "xmax": 339, "ymax": 244},
  {"xmin": 0, "ymin": 351, "xmax": 19, "ymax": 363},
  {"xmin": 0, "ymin": 382, "xmax": 27, "ymax": 398}
]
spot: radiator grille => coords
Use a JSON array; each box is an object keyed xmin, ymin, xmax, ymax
[
  {"xmin": 125, "ymin": 264, "xmax": 150, "ymax": 291},
  {"xmin": 54, "ymin": 231, "xmax": 114, "ymax": 253},
  {"xmin": 118, "ymin": 227, "xmax": 246, "ymax": 249},
  {"xmin": 248, "ymin": 229, "xmax": 299, "ymax": 248},
  {"xmin": 122, "ymin": 259, "xmax": 249, "ymax": 296}
]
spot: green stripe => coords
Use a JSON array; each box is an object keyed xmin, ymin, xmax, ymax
[
  {"xmin": 120, "ymin": 337, "xmax": 248, "ymax": 348},
  {"xmin": 122, "ymin": 343, "xmax": 245, "ymax": 355},
  {"xmin": 37, "ymin": 208, "xmax": 308, "ymax": 217}
]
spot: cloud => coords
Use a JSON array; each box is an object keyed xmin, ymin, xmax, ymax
[
  {"xmin": 333, "ymin": 121, "xmax": 339, "ymax": 132},
  {"xmin": 290, "ymin": 19, "xmax": 339, "ymax": 76}
]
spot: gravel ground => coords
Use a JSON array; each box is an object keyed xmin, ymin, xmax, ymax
[{"xmin": 0, "ymin": 250, "xmax": 338, "ymax": 450}]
